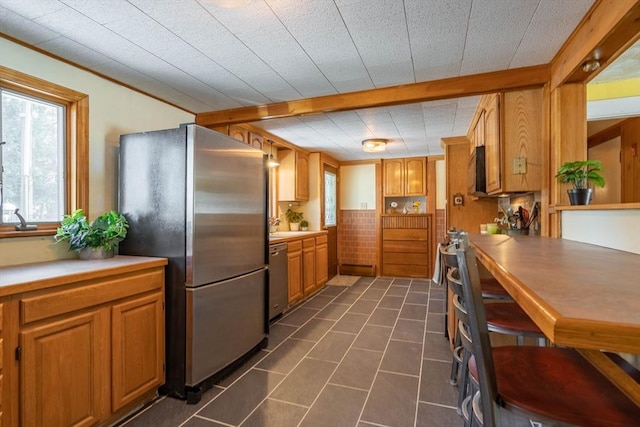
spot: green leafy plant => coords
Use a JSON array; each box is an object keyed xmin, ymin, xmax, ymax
[
  {"xmin": 555, "ymin": 160, "xmax": 605, "ymax": 189},
  {"xmin": 300, "ymin": 220, "xmax": 309, "ymax": 228},
  {"xmin": 55, "ymin": 209, "xmax": 129, "ymax": 252},
  {"xmin": 285, "ymin": 208, "xmax": 304, "ymax": 224}
]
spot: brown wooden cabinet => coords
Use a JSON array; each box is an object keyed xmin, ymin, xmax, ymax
[
  {"xmin": 315, "ymin": 235, "xmax": 328, "ymax": 287},
  {"xmin": 484, "ymin": 94, "xmax": 500, "ymax": 193},
  {"xmin": 278, "ymin": 149, "xmax": 309, "ymax": 201},
  {"xmin": 382, "ymin": 215, "xmax": 432, "ymax": 278},
  {"xmin": 21, "ymin": 308, "xmax": 110, "ymax": 426},
  {"xmin": 287, "ymin": 240, "xmax": 303, "ymax": 304},
  {"xmin": 111, "ymin": 292, "xmax": 164, "ymax": 411},
  {"xmin": 469, "ymin": 89, "xmax": 542, "ymax": 195},
  {"xmin": 383, "ymin": 157, "xmax": 427, "ymax": 197},
  {"xmin": 302, "ymin": 238, "xmax": 316, "ymax": 295},
  {"xmin": 0, "ymin": 257, "xmax": 166, "ymax": 427},
  {"xmin": 282, "ymin": 233, "xmax": 328, "ymax": 306}
]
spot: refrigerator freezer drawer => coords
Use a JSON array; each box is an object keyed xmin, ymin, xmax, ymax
[{"xmin": 185, "ymin": 268, "xmax": 266, "ymax": 387}]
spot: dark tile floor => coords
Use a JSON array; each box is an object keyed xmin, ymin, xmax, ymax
[{"xmin": 121, "ymin": 277, "xmax": 463, "ymax": 427}]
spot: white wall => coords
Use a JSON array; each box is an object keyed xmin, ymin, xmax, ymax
[
  {"xmin": 340, "ymin": 164, "xmax": 376, "ymax": 210},
  {"xmin": 0, "ymin": 39, "xmax": 194, "ymax": 266},
  {"xmin": 562, "ymin": 209, "xmax": 640, "ymax": 254}
]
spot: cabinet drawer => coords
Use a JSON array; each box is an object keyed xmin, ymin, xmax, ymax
[
  {"xmin": 384, "ymin": 252, "xmax": 429, "ymax": 266},
  {"xmin": 315, "ymin": 235, "xmax": 327, "ymax": 245},
  {"xmin": 383, "ymin": 264, "xmax": 429, "ymax": 278},
  {"xmin": 20, "ymin": 269, "xmax": 163, "ymax": 325},
  {"xmin": 288, "ymin": 240, "xmax": 302, "ymax": 252},
  {"xmin": 303, "ymin": 238, "xmax": 315, "ymax": 249},
  {"xmin": 383, "ymin": 240, "xmax": 429, "ymax": 253},
  {"xmin": 383, "ymin": 229, "xmax": 428, "ymax": 241}
]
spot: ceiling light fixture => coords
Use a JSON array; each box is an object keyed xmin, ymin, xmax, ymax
[
  {"xmin": 362, "ymin": 138, "xmax": 388, "ymax": 153},
  {"xmin": 268, "ymin": 140, "xmax": 280, "ymax": 168},
  {"xmin": 582, "ymin": 59, "xmax": 601, "ymax": 73}
]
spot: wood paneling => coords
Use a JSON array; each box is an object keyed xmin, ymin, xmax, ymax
[
  {"xmin": 501, "ymin": 89, "xmax": 543, "ymax": 193},
  {"xmin": 196, "ymin": 65, "xmax": 549, "ymax": 126},
  {"xmin": 621, "ymin": 117, "xmax": 640, "ymax": 202},
  {"xmin": 549, "ymin": 83, "xmax": 586, "ymax": 236},
  {"xmin": 442, "ymin": 137, "xmax": 497, "ymax": 234},
  {"xmin": 550, "ymin": 0, "xmax": 640, "ymax": 90}
]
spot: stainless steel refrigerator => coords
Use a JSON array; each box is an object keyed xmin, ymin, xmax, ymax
[{"xmin": 118, "ymin": 124, "xmax": 268, "ymax": 402}]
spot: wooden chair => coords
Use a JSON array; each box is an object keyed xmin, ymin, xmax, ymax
[{"xmin": 455, "ymin": 245, "xmax": 640, "ymax": 426}]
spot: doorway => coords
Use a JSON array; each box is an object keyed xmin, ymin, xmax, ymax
[{"xmin": 323, "ymin": 164, "xmax": 338, "ymax": 279}]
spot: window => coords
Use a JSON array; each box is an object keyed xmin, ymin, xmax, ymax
[
  {"xmin": 324, "ymin": 170, "xmax": 337, "ymax": 226},
  {"xmin": 1, "ymin": 89, "xmax": 66, "ymax": 223},
  {"xmin": 0, "ymin": 66, "xmax": 89, "ymax": 237}
]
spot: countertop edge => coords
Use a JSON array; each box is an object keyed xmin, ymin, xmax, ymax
[
  {"xmin": 269, "ymin": 230, "xmax": 328, "ymax": 244},
  {"xmin": 0, "ymin": 255, "xmax": 168, "ymax": 298}
]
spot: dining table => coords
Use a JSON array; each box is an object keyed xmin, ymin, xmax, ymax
[{"xmin": 468, "ymin": 233, "xmax": 640, "ymax": 405}]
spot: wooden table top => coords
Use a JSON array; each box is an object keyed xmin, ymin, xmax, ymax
[{"xmin": 469, "ymin": 234, "xmax": 640, "ymax": 354}]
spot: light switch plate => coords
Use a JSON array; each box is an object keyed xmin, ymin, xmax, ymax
[{"xmin": 513, "ymin": 157, "xmax": 527, "ymax": 174}]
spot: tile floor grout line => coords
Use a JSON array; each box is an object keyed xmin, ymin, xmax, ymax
[
  {"xmin": 293, "ymin": 277, "xmax": 397, "ymax": 427},
  {"xmin": 187, "ymin": 285, "xmax": 350, "ymax": 426},
  {"xmin": 418, "ymin": 400, "xmax": 458, "ymax": 410},
  {"xmin": 129, "ymin": 277, "xmax": 462, "ymax": 427},
  {"xmin": 355, "ymin": 277, "xmax": 416, "ymax": 427},
  {"xmin": 414, "ymin": 277, "xmax": 433, "ymax": 427},
  {"xmin": 267, "ymin": 396, "xmax": 311, "ymax": 409},
  {"xmin": 234, "ymin": 279, "xmax": 378, "ymax": 427}
]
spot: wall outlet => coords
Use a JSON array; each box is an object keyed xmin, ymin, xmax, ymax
[
  {"xmin": 513, "ymin": 156, "xmax": 527, "ymax": 174},
  {"xmin": 360, "ymin": 202, "xmax": 367, "ymax": 209}
]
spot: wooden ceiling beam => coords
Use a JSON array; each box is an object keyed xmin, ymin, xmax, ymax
[
  {"xmin": 550, "ymin": 0, "xmax": 640, "ymax": 90},
  {"xmin": 195, "ymin": 64, "xmax": 549, "ymax": 126}
]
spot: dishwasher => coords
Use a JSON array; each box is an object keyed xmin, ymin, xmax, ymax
[{"xmin": 268, "ymin": 242, "xmax": 288, "ymax": 321}]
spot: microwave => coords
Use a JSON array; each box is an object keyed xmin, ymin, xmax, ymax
[{"xmin": 468, "ymin": 146, "xmax": 487, "ymax": 196}]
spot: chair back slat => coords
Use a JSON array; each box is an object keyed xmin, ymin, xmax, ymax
[
  {"xmin": 456, "ymin": 246, "xmax": 499, "ymax": 426},
  {"xmin": 446, "ymin": 267, "xmax": 464, "ymax": 300}
]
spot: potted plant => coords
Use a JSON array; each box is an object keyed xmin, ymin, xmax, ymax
[
  {"xmin": 285, "ymin": 208, "xmax": 304, "ymax": 231},
  {"xmin": 54, "ymin": 209, "xmax": 129, "ymax": 259},
  {"xmin": 300, "ymin": 220, "xmax": 309, "ymax": 231},
  {"xmin": 555, "ymin": 160, "xmax": 605, "ymax": 205}
]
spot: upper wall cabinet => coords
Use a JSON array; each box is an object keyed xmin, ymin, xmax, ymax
[
  {"xmin": 468, "ymin": 89, "xmax": 543, "ymax": 195},
  {"xmin": 278, "ymin": 149, "xmax": 309, "ymax": 201},
  {"xmin": 383, "ymin": 157, "xmax": 427, "ymax": 197}
]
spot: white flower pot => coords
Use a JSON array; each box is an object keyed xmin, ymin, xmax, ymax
[{"xmin": 290, "ymin": 223, "xmax": 300, "ymax": 231}]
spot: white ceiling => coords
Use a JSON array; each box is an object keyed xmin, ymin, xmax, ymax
[{"xmin": 0, "ymin": 0, "xmax": 597, "ymax": 160}]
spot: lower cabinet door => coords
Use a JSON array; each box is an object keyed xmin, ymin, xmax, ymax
[
  {"xmin": 111, "ymin": 292, "xmax": 164, "ymax": 411},
  {"xmin": 21, "ymin": 308, "xmax": 110, "ymax": 427}
]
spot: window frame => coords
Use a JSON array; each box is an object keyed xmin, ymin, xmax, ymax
[{"xmin": 0, "ymin": 65, "xmax": 89, "ymax": 238}]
